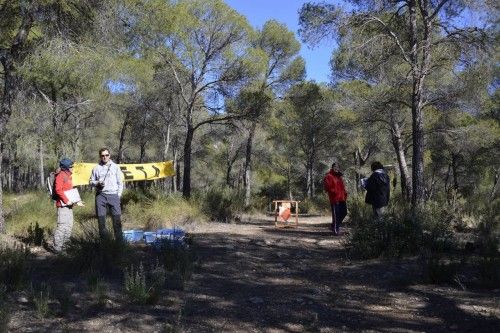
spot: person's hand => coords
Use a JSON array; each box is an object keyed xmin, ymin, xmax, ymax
[
  {"xmin": 67, "ymin": 201, "xmax": 73, "ymax": 206},
  {"xmin": 76, "ymin": 201, "xmax": 85, "ymax": 207}
]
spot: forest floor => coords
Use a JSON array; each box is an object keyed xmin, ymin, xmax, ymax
[{"xmin": 5, "ymin": 214, "xmax": 500, "ymax": 332}]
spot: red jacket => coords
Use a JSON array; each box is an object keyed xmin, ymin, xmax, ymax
[
  {"xmin": 54, "ymin": 170, "xmax": 73, "ymax": 207},
  {"xmin": 324, "ymin": 170, "xmax": 347, "ymax": 204}
]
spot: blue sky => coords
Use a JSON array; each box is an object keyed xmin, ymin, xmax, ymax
[{"xmin": 224, "ymin": 0, "xmax": 335, "ymax": 84}]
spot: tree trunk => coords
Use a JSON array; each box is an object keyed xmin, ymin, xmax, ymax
[
  {"xmin": 172, "ymin": 150, "xmax": 178, "ymax": 193},
  {"xmin": 182, "ymin": 126, "xmax": 194, "ymax": 198},
  {"xmin": 451, "ymin": 153, "xmax": 459, "ymax": 190},
  {"xmin": 39, "ymin": 139, "xmax": 44, "ymax": 188},
  {"xmin": 0, "ymin": 146, "xmax": 4, "ymax": 233},
  {"xmin": 162, "ymin": 122, "xmax": 171, "ymax": 160},
  {"xmin": 409, "ymin": 0, "xmax": 431, "ymax": 206},
  {"xmin": 244, "ymin": 122, "xmax": 257, "ymax": 207},
  {"xmin": 391, "ymin": 122, "xmax": 412, "ymax": 201},
  {"xmin": 116, "ymin": 111, "xmax": 130, "ymax": 164}
]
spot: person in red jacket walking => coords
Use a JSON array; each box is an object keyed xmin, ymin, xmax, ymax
[{"xmin": 323, "ymin": 162, "xmax": 348, "ymax": 235}]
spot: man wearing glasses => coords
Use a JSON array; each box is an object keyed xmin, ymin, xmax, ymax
[{"xmin": 89, "ymin": 148, "xmax": 124, "ymax": 241}]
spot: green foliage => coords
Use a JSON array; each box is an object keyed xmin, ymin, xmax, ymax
[
  {"xmin": 123, "ymin": 191, "xmax": 206, "ymax": 229},
  {"xmin": 30, "ymin": 283, "xmax": 51, "ymax": 319},
  {"xmin": 0, "ymin": 243, "xmax": 30, "ymax": 291},
  {"xmin": 347, "ymin": 197, "xmax": 456, "ymax": 259},
  {"xmin": 87, "ymin": 273, "xmax": 108, "ymax": 306},
  {"xmin": 64, "ymin": 231, "xmax": 132, "ymax": 275},
  {"xmin": 298, "ymin": 197, "xmax": 330, "ymax": 215},
  {"xmin": 24, "ymin": 222, "xmax": 46, "ymax": 246},
  {"xmin": 5, "ymin": 192, "xmax": 55, "ymax": 237},
  {"xmin": 197, "ymin": 187, "xmax": 244, "ymax": 222},
  {"xmin": 123, "ymin": 262, "xmax": 162, "ymax": 305}
]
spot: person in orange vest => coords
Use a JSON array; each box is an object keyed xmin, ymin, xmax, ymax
[{"xmin": 323, "ymin": 162, "xmax": 348, "ymax": 235}]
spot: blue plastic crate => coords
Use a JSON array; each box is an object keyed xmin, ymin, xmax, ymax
[
  {"xmin": 123, "ymin": 230, "xmax": 135, "ymax": 242},
  {"xmin": 156, "ymin": 228, "xmax": 185, "ymax": 240},
  {"xmin": 123, "ymin": 230, "xmax": 145, "ymax": 243},
  {"xmin": 152, "ymin": 228, "xmax": 186, "ymax": 251},
  {"xmin": 143, "ymin": 231, "xmax": 157, "ymax": 243}
]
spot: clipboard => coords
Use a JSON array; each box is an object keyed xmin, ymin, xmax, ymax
[{"xmin": 60, "ymin": 188, "xmax": 82, "ymax": 206}]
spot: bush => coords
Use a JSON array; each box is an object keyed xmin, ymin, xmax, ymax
[
  {"xmin": 197, "ymin": 187, "xmax": 244, "ymax": 222},
  {"xmin": 0, "ymin": 243, "xmax": 30, "ymax": 291},
  {"xmin": 63, "ymin": 229, "xmax": 132, "ymax": 275},
  {"xmin": 123, "ymin": 191, "xmax": 205, "ymax": 229},
  {"xmin": 347, "ymin": 197, "xmax": 456, "ymax": 259},
  {"xmin": 23, "ymin": 222, "xmax": 46, "ymax": 246},
  {"xmin": 123, "ymin": 262, "xmax": 163, "ymax": 304},
  {"xmin": 87, "ymin": 273, "xmax": 108, "ymax": 306},
  {"xmin": 299, "ymin": 197, "xmax": 330, "ymax": 215},
  {"xmin": 30, "ymin": 283, "xmax": 50, "ymax": 319}
]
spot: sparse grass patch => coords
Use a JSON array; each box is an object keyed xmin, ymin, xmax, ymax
[
  {"xmin": 123, "ymin": 191, "xmax": 205, "ymax": 229},
  {"xmin": 0, "ymin": 243, "xmax": 30, "ymax": 291},
  {"xmin": 4, "ymin": 190, "xmax": 95, "ymax": 239},
  {"xmin": 30, "ymin": 283, "xmax": 51, "ymax": 319},
  {"xmin": 123, "ymin": 262, "xmax": 163, "ymax": 304},
  {"xmin": 87, "ymin": 273, "xmax": 108, "ymax": 306},
  {"xmin": 63, "ymin": 230, "xmax": 132, "ymax": 275}
]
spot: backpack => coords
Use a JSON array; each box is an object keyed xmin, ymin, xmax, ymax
[{"xmin": 46, "ymin": 172, "xmax": 58, "ymax": 201}]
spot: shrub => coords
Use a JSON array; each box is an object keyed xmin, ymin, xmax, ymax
[
  {"xmin": 64, "ymin": 229, "xmax": 132, "ymax": 275},
  {"xmin": 123, "ymin": 192, "xmax": 205, "ymax": 229},
  {"xmin": 123, "ymin": 262, "xmax": 162, "ymax": 305},
  {"xmin": 197, "ymin": 187, "xmax": 244, "ymax": 222},
  {"xmin": 0, "ymin": 243, "xmax": 30, "ymax": 291},
  {"xmin": 347, "ymin": 197, "xmax": 456, "ymax": 259},
  {"xmin": 24, "ymin": 222, "xmax": 46, "ymax": 246},
  {"xmin": 298, "ymin": 197, "xmax": 330, "ymax": 215},
  {"xmin": 87, "ymin": 273, "xmax": 107, "ymax": 306},
  {"xmin": 31, "ymin": 283, "xmax": 50, "ymax": 319}
]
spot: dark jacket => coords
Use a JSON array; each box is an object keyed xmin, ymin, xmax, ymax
[{"xmin": 365, "ymin": 169, "xmax": 390, "ymax": 208}]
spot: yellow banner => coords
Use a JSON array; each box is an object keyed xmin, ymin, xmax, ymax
[{"xmin": 72, "ymin": 161, "xmax": 175, "ymax": 186}]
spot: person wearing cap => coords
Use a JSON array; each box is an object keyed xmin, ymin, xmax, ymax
[
  {"xmin": 53, "ymin": 158, "xmax": 83, "ymax": 252},
  {"xmin": 89, "ymin": 148, "xmax": 124, "ymax": 241}
]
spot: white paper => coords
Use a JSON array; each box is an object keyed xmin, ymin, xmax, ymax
[{"xmin": 60, "ymin": 188, "xmax": 81, "ymax": 206}]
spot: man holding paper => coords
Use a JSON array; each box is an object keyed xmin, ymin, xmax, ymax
[{"xmin": 53, "ymin": 158, "xmax": 84, "ymax": 252}]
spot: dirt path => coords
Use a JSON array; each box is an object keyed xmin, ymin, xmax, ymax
[{"xmin": 180, "ymin": 215, "xmax": 500, "ymax": 333}]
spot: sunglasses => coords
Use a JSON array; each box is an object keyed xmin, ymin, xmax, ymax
[{"xmin": 100, "ymin": 154, "xmax": 110, "ymax": 157}]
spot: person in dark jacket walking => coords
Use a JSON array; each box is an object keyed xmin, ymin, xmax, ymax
[
  {"xmin": 362, "ymin": 161, "xmax": 390, "ymax": 217},
  {"xmin": 324, "ymin": 163, "xmax": 348, "ymax": 235}
]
